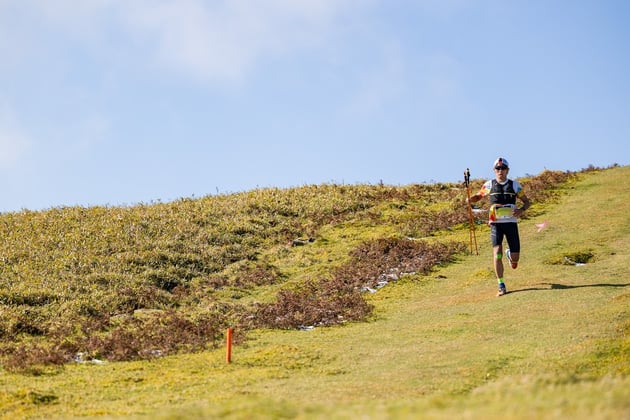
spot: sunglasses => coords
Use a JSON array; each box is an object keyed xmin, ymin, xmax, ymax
[{"xmin": 495, "ymin": 166, "xmax": 508, "ymax": 170}]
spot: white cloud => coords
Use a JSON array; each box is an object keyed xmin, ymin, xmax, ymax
[
  {"xmin": 1, "ymin": 0, "xmax": 367, "ymax": 86},
  {"xmin": 1, "ymin": 0, "xmax": 377, "ymax": 88},
  {"xmin": 118, "ymin": 0, "xmax": 363, "ymax": 85}
]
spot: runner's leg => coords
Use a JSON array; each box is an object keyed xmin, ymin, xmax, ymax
[
  {"xmin": 505, "ymin": 223, "xmax": 521, "ymax": 266},
  {"xmin": 491, "ymin": 224, "xmax": 504, "ymax": 279}
]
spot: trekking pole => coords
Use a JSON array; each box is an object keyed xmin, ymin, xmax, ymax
[{"xmin": 464, "ymin": 168, "xmax": 479, "ymax": 255}]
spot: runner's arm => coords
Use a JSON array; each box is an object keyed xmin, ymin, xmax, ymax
[{"xmin": 513, "ymin": 194, "xmax": 531, "ymax": 217}]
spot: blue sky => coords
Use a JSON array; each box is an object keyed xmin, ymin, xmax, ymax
[{"xmin": 1, "ymin": 0, "xmax": 628, "ymax": 212}]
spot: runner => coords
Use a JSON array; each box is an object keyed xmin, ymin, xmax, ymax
[{"xmin": 467, "ymin": 157, "xmax": 532, "ymax": 296}]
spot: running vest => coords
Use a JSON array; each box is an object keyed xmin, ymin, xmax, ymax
[{"xmin": 489, "ymin": 180, "xmax": 517, "ymax": 205}]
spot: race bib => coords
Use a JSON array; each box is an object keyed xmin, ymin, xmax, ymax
[{"xmin": 495, "ymin": 205, "xmax": 514, "ymax": 219}]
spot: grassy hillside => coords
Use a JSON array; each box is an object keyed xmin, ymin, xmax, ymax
[{"xmin": 0, "ymin": 165, "xmax": 628, "ymax": 419}]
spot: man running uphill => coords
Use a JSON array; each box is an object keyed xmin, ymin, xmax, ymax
[{"xmin": 467, "ymin": 157, "xmax": 531, "ymax": 296}]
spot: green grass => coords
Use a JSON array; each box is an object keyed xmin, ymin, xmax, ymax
[{"xmin": 0, "ymin": 166, "xmax": 628, "ymax": 419}]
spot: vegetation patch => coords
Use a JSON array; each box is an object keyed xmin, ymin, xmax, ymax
[
  {"xmin": 545, "ymin": 250, "xmax": 595, "ymax": 265},
  {"xmin": 0, "ymin": 168, "xmax": 589, "ymax": 370},
  {"xmin": 248, "ymin": 238, "xmax": 465, "ymax": 329}
]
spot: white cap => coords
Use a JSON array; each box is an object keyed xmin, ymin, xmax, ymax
[{"xmin": 493, "ymin": 157, "xmax": 509, "ymax": 168}]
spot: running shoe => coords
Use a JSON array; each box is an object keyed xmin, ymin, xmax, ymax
[
  {"xmin": 497, "ymin": 282, "xmax": 507, "ymax": 297},
  {"xmin": 506, "ymin": 249, "xmax": 518, "ymax": 269}
]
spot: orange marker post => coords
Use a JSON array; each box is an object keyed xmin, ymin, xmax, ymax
[{"xmin": 226, "ymin": 327, "xmax": 233, "ymax": 363}]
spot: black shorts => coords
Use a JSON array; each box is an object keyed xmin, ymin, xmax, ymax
[{"xmin": 490, "ymin": 222, "xmax": 520, "ymax": 252}]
